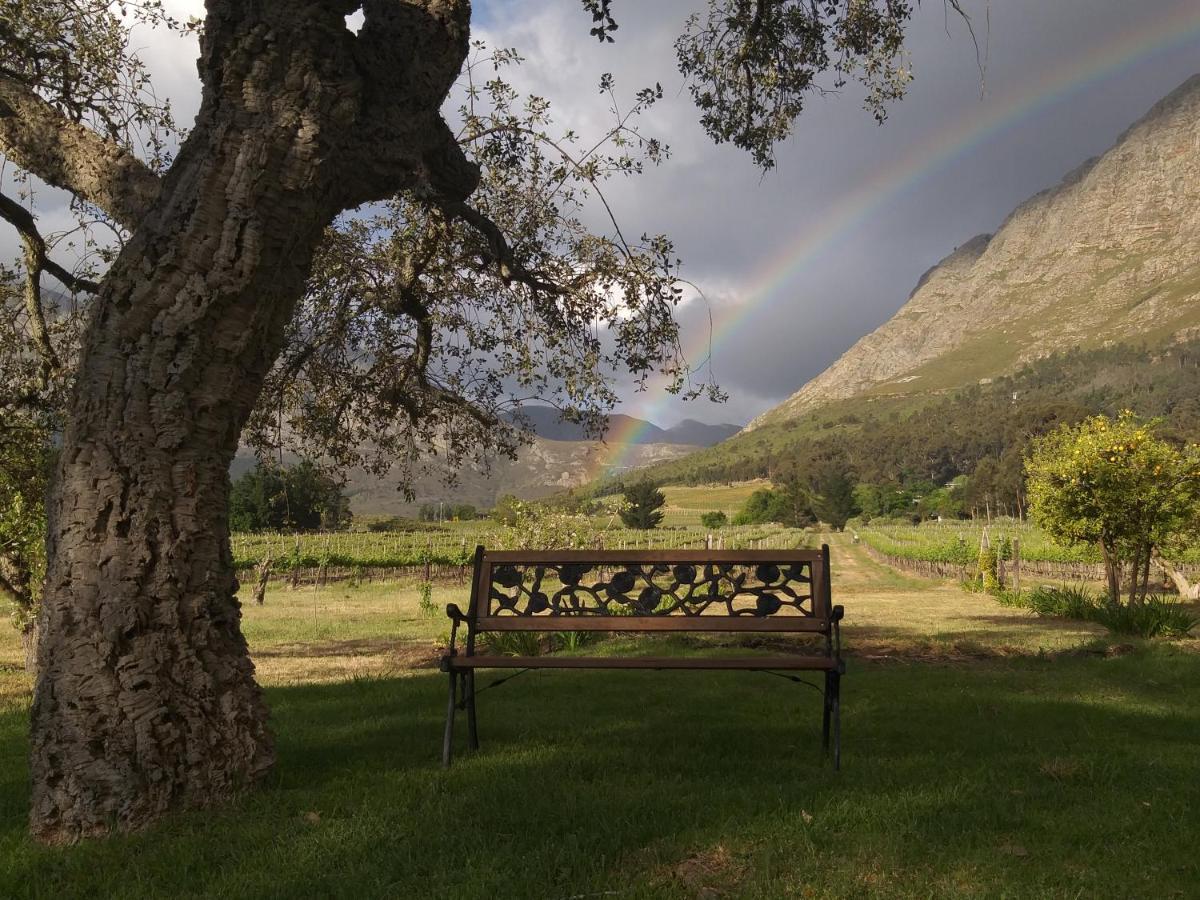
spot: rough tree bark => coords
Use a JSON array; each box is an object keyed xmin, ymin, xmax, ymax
[{"xmin": 18, "ymin": 0, "xmax": 477, "ymax": 843}]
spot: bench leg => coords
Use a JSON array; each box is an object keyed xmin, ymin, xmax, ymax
[
  {"xmin": 830, "ymin": 671, "xmax": 842, "ymax": 772},
  {"xmin": 442, "ymin": 669, "xmax": 458, "ymax": 768},
  {"xmin": 465, "ymin": 670, "xmax": 479, "ymax": 751},
  {"xmin": 822, "ymin": 671, "xmax": 833, "ymax": 755}
]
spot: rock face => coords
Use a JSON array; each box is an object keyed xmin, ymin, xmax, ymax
[
  {"xmin": 344, "ymin": 436, "xmax": 699, "ymax": 515},
  {"xmin": 749, "ymin": 73, "xmax": 1200, "ymax": 429}
]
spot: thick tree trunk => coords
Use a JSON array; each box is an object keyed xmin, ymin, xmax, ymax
[
  {"xmin": 20, "ymin": 620, "xmax": 38, "ymax": 676},
  {"xmin": 1099, "ymin": 540, "xmax": 1121, "ymax": 606},
  {"xmin": 28, "ymin": 0, "xmax": 475, "ymax": 842},
  {"xmin": 1153, "ymin": 551, "xmax": 1200, "ymax": 600}
]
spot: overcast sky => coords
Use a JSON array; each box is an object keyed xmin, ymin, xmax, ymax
[{"xmin": 7, "ymin": 1, "xmax": 1200, "ymax": 429}]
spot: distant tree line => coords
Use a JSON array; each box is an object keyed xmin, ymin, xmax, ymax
[
  {"xmin": 229, "ymin": 461, "xmax": 351, "ymax": 532},
  {"xmin": 417, "ymin": 502, "xmax": 479, "ymax": 522},
  {"xmin": 624, "ymin": 341, "xmax": 1200, "ymax": 522}
]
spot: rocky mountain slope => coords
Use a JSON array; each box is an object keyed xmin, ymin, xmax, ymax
[
  {"xmin": 343, "ymin": 435, "xmax": 699, "ymax": 516},
  {"xmin": 749, "ymin": 73, "xmax": 1200, "ymax": 429},
  {"xmin": 236, "ymin": 407, "xmax": 737, "ymax": 516}
]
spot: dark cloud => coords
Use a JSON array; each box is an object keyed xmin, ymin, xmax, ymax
[
  {"xmin": 475, "ymin": 0, "xmax": 1200, "ymax": 426},
  {"xmin": 6, "ymin": 1, "xmax": 1199, "ymax": 431}
]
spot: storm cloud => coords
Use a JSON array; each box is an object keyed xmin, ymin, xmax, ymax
[{"xmin": 5, "ymin": 0, "xmax": 1198, "ymax": 429}]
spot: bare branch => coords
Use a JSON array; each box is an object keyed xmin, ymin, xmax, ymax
[
  {"xmin": 0, "ymin": 75, "xmax": 160, "ymax": 229},
  {"xmin": 444, "ymin": 199, "xmax": 575, "ymax": 295},
  {"xmin": 0, "ymin": 192, "xmax": 100, "ymax": 294}
]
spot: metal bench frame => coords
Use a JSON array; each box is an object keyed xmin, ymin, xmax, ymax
[{"xmin": 440, "ymin": 545, "xmax": 845, "ymax": 768}]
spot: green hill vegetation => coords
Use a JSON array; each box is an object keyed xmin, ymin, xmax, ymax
[{"xmin": 605, "ymin": 339, "xmax": 1200, "ymax": 517}]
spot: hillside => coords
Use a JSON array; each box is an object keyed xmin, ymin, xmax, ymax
[
  {"xmin": 614, "ymin": 339, "xmax": 1200, "ymax": 495},
  {"xmin": 749, "ymin": 72, "xmax": 1200, "ymax": 429},
  {"xmin": 342, "ymin": 435, "xmax": 700, "ymax": 516},
  {"xmin": 235, "ymin": 406, "xmax": 738, "ymax": 516}
]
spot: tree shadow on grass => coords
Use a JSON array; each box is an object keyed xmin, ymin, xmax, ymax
[{"xmin": 0, "ymin": 652, "xmax": 1198, "ymax": 898}]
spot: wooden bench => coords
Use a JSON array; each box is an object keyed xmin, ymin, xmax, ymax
[{"xmin": 441, "ymin": 545, "xmax": 845, "ymax": 768}]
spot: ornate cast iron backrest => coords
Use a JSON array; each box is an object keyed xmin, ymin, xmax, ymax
[{"xmin": 469, "ymin": 548, "xmax": 832, "ymax": 625}]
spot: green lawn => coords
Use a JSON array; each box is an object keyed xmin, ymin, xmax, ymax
[{"xmin": 0, "ymin": 541, "xmax": 1197, "ymax": 898}]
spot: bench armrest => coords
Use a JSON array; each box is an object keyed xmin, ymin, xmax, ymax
[
  {"xmin": 831, "ymin": 605, "xmax": 845, "ymax": 622},
  {"xmin": 830, "ymin": 605, "xmax": 844, "ymax": 662},
  {"xmin": 446, "ymin": 603, "xmax": 468, "ymax": 623}
]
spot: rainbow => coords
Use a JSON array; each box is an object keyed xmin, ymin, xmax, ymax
[{"xmin": 588, "ymin": 1, "xmax": 1200, "ymax": 483}]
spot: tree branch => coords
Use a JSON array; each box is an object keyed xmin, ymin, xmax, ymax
[
  {"xmin": 444, "ymin": 199, "xmax": 585, "ymax": 296},
  {"xmin": 0, "ymin": 192, "xmax": 100, "ymax": 294},
  {"xmin": 0, "ymin": 76, "xmax": 160, "ymax": 230}
]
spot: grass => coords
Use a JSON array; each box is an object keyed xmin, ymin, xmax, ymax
[{"xmin": 0, "ymin": 537, "xmax": 1197, "ymax": 898}]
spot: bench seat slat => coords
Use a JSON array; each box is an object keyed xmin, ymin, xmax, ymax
[
  {"xmin": 446, "ymin": 654, "xmax": 837, "ymax": 670},
  {"xmin": 475, "ymin": 615, "xmax": 828, "ymax": 633}
]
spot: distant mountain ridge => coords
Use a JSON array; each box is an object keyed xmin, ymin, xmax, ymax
[
  {"xmin": 504, "ymin": 405, "xmax": 739, "ymax": 446},
  {"xmin": 256, "ymin": 408, "xmax": 740, "ymax": 516},
  {"xmin": 748, "ymin": 72, "xmax": 1200, "ymax": 429}
]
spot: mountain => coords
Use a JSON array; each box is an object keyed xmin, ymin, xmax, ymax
[
  {"xmin": 504, "ymin": 405, "xmax": 738, "ymax": 445},
  {"xmin": 748, "ymin": 73, "xmax": 1200, "ymax": 430},
  {"xmin": 662, "ymin": 419, "xmax": 743, "ymax": 445},
  {"xmin": 235, "ymin": 407, "xmax": 739, "ymax": 517},
  {"xmin": 341, "ymin": 436, "xmax": 700, "ymax": 516}
]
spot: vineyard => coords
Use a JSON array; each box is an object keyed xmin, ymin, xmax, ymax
[
  {"xmin": 230, "ymin": 520, "xmax": 813, "ymax": 573},
  {"xmin": 856, "ymin": 518, "xmax": 1200, "ymax": 569}
]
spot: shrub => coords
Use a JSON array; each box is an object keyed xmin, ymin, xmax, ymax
[
  {"xmin": 483, "ymin": 631, "xmax": 544, "ymax": 656},
  {"xmin": 555, "ymin": 631, "xmax": 600, "ymax": 652},
  {"xmin": 1003, "ymin": 585, "xmax": 1196, "ymax": 638},
  {"xmin": 700, "ymin": 510, "xmax": 728, "ymax": 529},
  {"xmin": 1024, "ymin": 584, "xmax": 1097, "ymax": 620},
  {"xmin": 1090, "ymin": 595, "xmax": 1198, "ymax": 638},
  {"xmin": 417, "ymin": 581, "xmax": 436, "ymax": 618},
  {"xmin": 620, "ymin": 481, "xmax": 666, "ymax": 530}
]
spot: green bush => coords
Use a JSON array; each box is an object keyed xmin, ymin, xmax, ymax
[
  {"xmin": 417, "ymin": 581, "xmax": 436, "ymax": 618},
  {"xmin": 699, "ymin": 511, "xmax": 728, "ymax": 529},
  {"xmin": 555, "ymin": 631, "xmax": 600, "ymax": 652},
  {"xmin": 1090, "ymin": 595, "xmax": 1199, "ymax": 638},
  {"xmin": 483, "ymin": 631, "xmax": 544, "ymax": 656},
  {"xmin": 1004, "ymin": 585, "xmax": 1196, "ymax": 638},
  {"xmin": 1025, "ymin": 584, "xmax": 1097, "ymax": 620}
]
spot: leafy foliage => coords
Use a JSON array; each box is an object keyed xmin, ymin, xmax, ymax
[
  {"xmin": 700, "ymin": 510, "xmax": 728, "ymax": 529},
  {"xmin": 0, "ymin": 408, "xmax": 50, "ymax": 627},
  {"xmin": 999, "ymin": 584, "xmax": 1196, "ymax": 638},
  {"xmin": 245, "ymin": 47, "xmax": 714, "ymax": 495},
  {"xmin": 620, "ymin": 481, "xmax": 666, "ymax": 530},
  {"xmin": 229, "ymin": 461, "xmax": 350, "ymax": 533},
  {"xmin": 676, "ymin": 0, "xmax": 915, "ymax": 169},
  {"xmin": 732, "ymin": 481, "xmax": 814, "ymax": 527},
  {"xmin": 809, "ymin": 468, "xmax": 858, "ymax": 531},
  {"xmin": 501, "ymin": 499, "xmax": 601, "ymax": 550},
  {"xmin": 1026, "ymin": 412, "xmax": 1200, "ymax": 605}
]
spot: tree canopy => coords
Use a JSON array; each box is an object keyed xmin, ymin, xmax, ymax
[
  {"xmin": 228, "ymin": 461, "xmax": 351, "ymax": 533},
  {"xmin": 620, "ymin": 481, "xmax": 667, "ymax": 530},
  {"xmin": 1026, "ymin": 412, "xmax": 1200, "ymax": 605}
]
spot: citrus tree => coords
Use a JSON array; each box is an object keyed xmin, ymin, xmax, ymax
[{"xmin": 1025, "ymin": 412, "xmax": 1200, "ymax": 605}]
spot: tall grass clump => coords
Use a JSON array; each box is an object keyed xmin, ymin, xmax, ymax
[
  {"xmin": 1090, "ymin": 595, "xmax": 1199, "ymax": 638},
  {"xmin": 1007, "ymin": 585, "xmax": 1197, "ymax": 638}
]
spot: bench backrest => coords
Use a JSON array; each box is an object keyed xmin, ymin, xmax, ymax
[{"xmin": 466, "ymin": 546, "xmax": 832, "ymax": 635}]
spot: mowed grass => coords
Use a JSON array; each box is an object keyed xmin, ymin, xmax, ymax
[{"xmin": 0, "ymin": 542, "xmax": 1197, "ymax": 898}]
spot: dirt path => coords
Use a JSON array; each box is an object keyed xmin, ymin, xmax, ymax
[{"xmin": 818, "ymin": 531, "xmax": 1104, "ymax": 659}]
